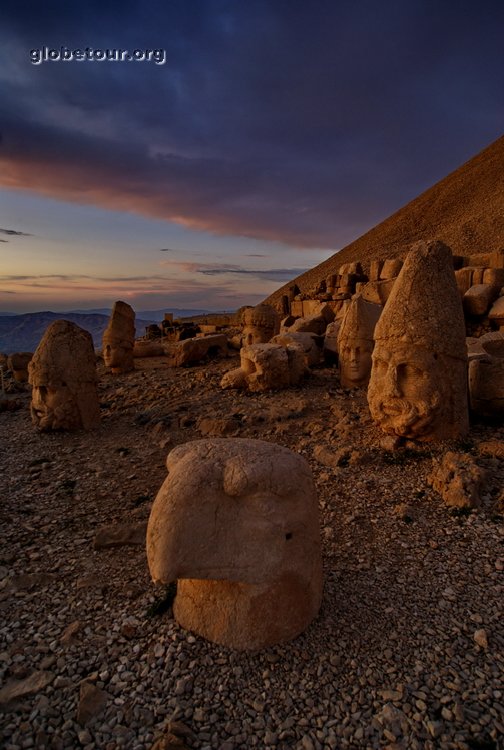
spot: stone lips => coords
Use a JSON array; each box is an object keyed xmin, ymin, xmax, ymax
[{"xmin": 147, "ymin": 438, "xmax": 323, "ymax": 649}]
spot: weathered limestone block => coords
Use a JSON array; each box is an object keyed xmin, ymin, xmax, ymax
[
  {"xmin": 133, "ymin": 340, "xmax": 165, "ymax": 358},
  {"xmin": 102, "ymin": 300, "xmax": 135, "ymax": 373},
  {"xmin": 379, "ymin": 258, "xmax": 403, "ymax": 280},
  {"xmin": 337, "ymin": 296, "xmax": 381, "ymax": 388},
  {"xmin": 368, "ymin": 240, "xmax": 469, "ymax": 441},
  {"xmin": 463, "ymin": 284, "xmax": 500, "ymax": 317},
  {"xmin": 488, "ymin": 295, "xmax": 504, "ymax": 329},
  {"xmin": 271, "ymin": 332, "xmax": 323, "ymax": 367},
  {"xmin": 28, "ymin": 320, "xmax": 100, "ymax": 431},
  {"xmin": 468, "ymin": 333, "xmax": 504, "ymax": 416},
  {"xmin": 359, "ymin": 279, "xmax": 396, "ymax": 305},
  {"xmin": 455, "ymin": 267, "xmax": 476, "ymax": 296},
  {"xmin": 339, "ymin": 262, "xmax": 362, "ymax": 275},
  {"xmin": 489, "ymin": 251, "xmax": 504, "ymax": 269},
  {"xmin": 147, "ymin": 438, "xmax": 323, "ymax": 650},
  {"xmin": 169, "ymin": 335, "xmax": 228, "ymax": 367},
  {"xmin": 7, "ymin": 352, "xmax": 33, "ymax": 382},
  {"xmin": 220, "ymin": 343, "xmax": 306, "ymax": 392},
  {"xmin": 482, "ymin": 268, "xmax": 504, "ymax": 286},
  {"xmin": 242, "ymin": 304, "xmax": 280, "ymax": 346},
  {"xmin": 289, "ymin": 313, "xmax": 328, "ymax": 336},
  {"xmin": 428, "ymin": 452, "xmax": 485, "ymax": 508},
  {"xmin": 369, "ymin": 259, "xmax": 384, "ymax": 282}
]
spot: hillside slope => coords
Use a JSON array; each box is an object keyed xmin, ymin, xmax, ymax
[{"xmin": 265, "ymin": 134, "xmax": 504, "ymax": 306}]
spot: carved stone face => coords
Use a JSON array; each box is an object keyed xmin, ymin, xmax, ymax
[
  {"xmin": 31, "ymin": 385, "xmax": 81, "ymax": 431},
  {"xmin": 103, "ymin": 342, "xmax": 129, "ymax": 370},
  {"xmin": 339, "ymin": 338, "xmax": 373, "ymax": 387},
  {"xmin": 368, "ymin": 343, "xmax": 446, "ymax": 438}
]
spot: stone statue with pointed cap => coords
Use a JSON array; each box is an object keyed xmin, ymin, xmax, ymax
[
  {"xmin": 147, "ymin": 438, "xmax": 323, "ymax": 650},
  {"xmin": 337, "ymin": 296, "xmax": 381, "ymax": 388},
  {"xmin": 28, "ymin": 320, "xmax": 100, "ymax": 431},
  {"xmin": 102, "ymin": 300, "xmax": 135, "ymax": 373},
  {"xmin": 367, "ymin": 240, "xmax": 468, "ymax": 441}
]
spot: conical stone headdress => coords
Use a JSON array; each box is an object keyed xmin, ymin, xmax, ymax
[
  {"xmin": 373, "ymin": 239, "xmax": 466, "ymax": 361},
  {"xmin": 338, "ymin": 295, "xmax": 381, "ymax": 346}
]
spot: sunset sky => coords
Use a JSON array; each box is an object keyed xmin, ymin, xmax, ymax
[{"xmin": 1, "ymin": 0, "xmax": 503, "ymax": 313}]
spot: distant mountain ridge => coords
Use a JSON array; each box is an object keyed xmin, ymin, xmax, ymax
[
  {"xmin": 0, "ymin": 311, "xmax": 158, "ymax": 354},
  {"xmin": 0, "ymin": 307, "xmax": 228, "ymax": 354},
  {"xmin": 264, "ymin": 134, "xmax": 504, "ymax": 308}
]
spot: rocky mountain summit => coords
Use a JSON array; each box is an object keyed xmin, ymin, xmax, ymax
[
  {"xmin": 265, "ymin": 134, "xmax": 504, "ymax": 309},
  {"xmin": 1, "ymin": 340, "xmax": 503, "ymax": 749}
]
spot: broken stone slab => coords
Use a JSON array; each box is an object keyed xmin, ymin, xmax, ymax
[
  {"xmin": 93, "ymin": 522, "xmax": 147, "ymax": 549},
  {"xmin": 76, "ymin": 681, "xmax": 109, "ymax": 726},
  {"xmin": 0, "ymin": 671, "xmax": 54, "ymax": 706}
]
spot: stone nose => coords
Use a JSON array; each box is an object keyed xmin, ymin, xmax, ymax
[{"xmin": 383, "ymin": 365, "xmax": 401, "ymax": 398}]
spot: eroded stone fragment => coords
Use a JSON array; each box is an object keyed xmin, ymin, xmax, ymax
[
  {"xmin": 337, "ymin": 296, "xmax": 381, "ymax": 388},
  {"xmin": 368, "ymin": 240, "xmax": 468, "ymax": 441},
  {"xmin": 428, "ymin": 452, "xmax": 485, "ymax": 508},
  {"xmin": 220, "ymin": 343, "xmax": 306, "ymax": 392},
  {"xmin": 28, "ymin": 320, "xmax": 100, "ymax": 431},
  {"xmin": 102, "ymin": 300, "xmax": 135, "ymax": 373},
  {"xmin": 147, "ymin": 438, "xmax": 323, "ymax": 650}
]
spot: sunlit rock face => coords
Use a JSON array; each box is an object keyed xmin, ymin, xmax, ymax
[
  {"xmin": 28, "ymin": 320, "xmax": 100, "ymax": 431},
  {"xmin": 241, "ymin": 304, "xmax": 280, "ymax": 346},
  {"xmin": 102, "ymin": 300, "xmax": 135, "ymax": 373},
  {"xmin": 367, "ymin": 240, "xmax": 469, "ymax": 441},
  {"xmin": 221, "ymin": 342, "xmax": 307, "ymax": 392},
  {"xmin": 147, "ymin": 438, "xmax": 323, "ymax": 650},
  {"xmin": 337, "ymin": 296, "xmax": 381, "ymax": 388}
]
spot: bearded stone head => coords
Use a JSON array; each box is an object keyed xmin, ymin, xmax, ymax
[{"xmin": 366, "ymin": 240, "xmax": 469, "ymax": 442}]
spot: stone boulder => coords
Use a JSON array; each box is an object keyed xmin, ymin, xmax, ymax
[
  {"xmin": 463, "ymin": 284, "xmax": 501, "ymax": 317},
  {"xmin": 147, "ymin": 438, "xmax": 323, "ymax": 650},
  {"xmin": 428, "ymin": 452, "xmax": 485, "ymax": 508},
  {"xmin": 488, "ymin": 295, "xmax": 504, "ymax": 330},
  {"xmin": 169, "ymin": 335, "xmax": 228, "ymax": 367},
  {"xmin": 133, "ymin": 340, "xmax": 165, "ymax": 358}
]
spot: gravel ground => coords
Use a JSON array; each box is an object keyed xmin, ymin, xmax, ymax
[{"xmin": 1, "ymin": 355, "xmax": 503, "ymax": 750}]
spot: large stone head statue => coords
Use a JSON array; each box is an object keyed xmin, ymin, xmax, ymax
[
  {"xmin": 242, "ymin": 304, "xmax": 280, "ymax": 346},
  {"xmin": 102, "ymin": 300, "xmax": 135, "ymax": 373},
  {"xmin": 147, "ymin": 438, "xmax": 323, "ymax": 650},
  {"xmin": 337, "ymin": 296, "xmax": 381, "ymax": 388},
  {"xmin": 367, "ymin": 240, "xmax": 468, "ymax": 441},
  {"xmin": 28, "ymin": 320, "xmax": 100, "ymax": 431}
]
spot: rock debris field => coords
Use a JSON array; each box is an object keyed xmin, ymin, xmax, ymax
[{"xmin": 1, "ymin": 355, "xmax": 503, "ymax": 750}]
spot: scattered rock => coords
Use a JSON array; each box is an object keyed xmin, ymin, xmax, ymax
[
  {"xmin": 93, "ymin": 522, "xmax": 147, "ymax": 549},
  {"xmin": 76, "ymin": 681, "xmax": 109, "ymax": 726},
  {"xmin": 0, "ymin": 671, "xmax": 54, "ymax": 705}
]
